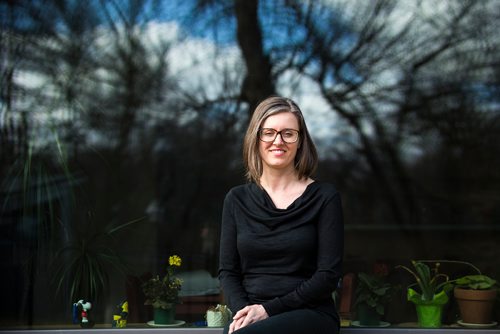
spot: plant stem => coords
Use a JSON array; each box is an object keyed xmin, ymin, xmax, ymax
[{"xmin": 415, "ymin": 260, "xmax": 482, "ymax": 275}]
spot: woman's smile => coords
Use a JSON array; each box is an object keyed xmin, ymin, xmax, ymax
[{"xmin": 269, "ymin": 148, "xmax": 286, "ymax": 156}]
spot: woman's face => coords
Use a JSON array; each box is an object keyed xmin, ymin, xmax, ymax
[{"xmin": 258, "ymin": 112, "xmax": 300, "ymax": 173}]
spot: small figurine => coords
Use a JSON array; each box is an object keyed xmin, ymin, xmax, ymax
[
  {"xmin": 72, "ymin": 299, "xmax": 95, "ymax": 328},
  {"xmin": 112, "ymin": 300, "xmax": 128, "ymax": 328}
]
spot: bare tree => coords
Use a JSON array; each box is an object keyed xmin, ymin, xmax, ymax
[
  {"xmin": 269, "ymin": 0, "xmax": 500, "ymax": 226},
  {"xmin": 0, "ymin": 0, "xmax": 178, "ymax": 323},
  {"xmin": 166, "ymin": 0, "xmax": 500, "ymax": 227},
  {"xmin": 190, "ymin": 0, "xmax": 275, "ymax": 114}
]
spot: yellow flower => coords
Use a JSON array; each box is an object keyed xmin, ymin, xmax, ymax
[{"xmin": 169, "ymin": 255, "xmax": 182, "ymax": 267}]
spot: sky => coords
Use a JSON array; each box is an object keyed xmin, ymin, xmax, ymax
[
  {"xmin": 10, "ymin": 2, "xmax": 342, "ymax": 151},
  {"xmin": 8, "ymin": 0, "xmax": 497, "ymax": 157}
]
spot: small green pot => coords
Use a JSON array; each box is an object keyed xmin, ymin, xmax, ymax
[
  {"xmin": 407, "ymin": 288, "xmax": 448, "ymax": 328},
  {"xmin": 154, "ymin": 306, "xmax": 176, "ymax": 325},
  {"xmin": 357, "ymin": 303, "xmax": 382, "ymax": 326},
  {"xmin": 415, "ymin": 303, "xmax": 444, "ymax": 328}
]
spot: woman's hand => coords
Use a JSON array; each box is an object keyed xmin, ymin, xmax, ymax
[{"xmin": 229, "ymin": 304, "xmax": 269, "ymax": 333}]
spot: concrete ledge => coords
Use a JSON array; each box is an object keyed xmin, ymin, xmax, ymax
[{"xmin": 1, "ymin": 328, "xmax": 499, "ymax": 334}]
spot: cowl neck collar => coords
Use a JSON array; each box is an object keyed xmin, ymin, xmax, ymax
[
  {"xmin": 230, "ymin": 182, "xmax": 320, "ymax": 231},
  {"xmin": 251, "ymin": 181, "xmax": 317, "ymax": 211}
]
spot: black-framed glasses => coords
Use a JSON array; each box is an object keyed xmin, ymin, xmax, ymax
[{"xmin": 259, "ymin": 128, "xmax": 300, "ymax": 143}]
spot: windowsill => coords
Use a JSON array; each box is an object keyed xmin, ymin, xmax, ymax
[{"xmin": 1, "ymin": 322, "xmax": 498, "ymax": 334}]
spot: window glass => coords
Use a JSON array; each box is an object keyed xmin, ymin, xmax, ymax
[{"xmin": 1, "ymin": 0, "xmax": 498, "ymax": 330}]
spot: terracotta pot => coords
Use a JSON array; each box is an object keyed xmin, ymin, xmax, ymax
[{"xmin": 454, "ymin": 287, "xmax": 497, "ymax": 324}]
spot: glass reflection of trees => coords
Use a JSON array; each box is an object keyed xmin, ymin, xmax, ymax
[{"xmin": 1, "ymin": 0, "xmax": 499, "ymax": 326}]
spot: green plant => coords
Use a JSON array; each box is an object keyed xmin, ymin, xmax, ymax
[
  {"xmin": 354, "ymin": 272, "xmax": 394, "ymax": 316},
  {"xmin": 454, "ymin": 275, "xmax": 497, "ymax": 290},
  {"xmin": 397, "ymin": 261, "xmax": 452, "ymax": 304},
  {"xmin": 2, "ymin": 141, "xmax": 88, "ymax": 308},
  {"xmin": 142, "ymin": 255, "xmax": 183, "ymax": 309},
  {"xmin": 52, "ymin": 216, "xmax": 145, "ymax": 303}
]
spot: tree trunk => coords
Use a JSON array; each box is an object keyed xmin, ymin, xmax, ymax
[{"xmin": 234, "ymin": 0, "xmax": 275, "ymax": 116}]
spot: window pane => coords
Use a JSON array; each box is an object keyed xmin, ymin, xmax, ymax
[{"xmin": 1, "ymin": 0, "xmax": 499, "ymax": 330}]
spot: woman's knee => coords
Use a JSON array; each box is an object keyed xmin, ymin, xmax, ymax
[{"xmin": 231, "ymin": 309, "xmax": 338, "ymax": 334}]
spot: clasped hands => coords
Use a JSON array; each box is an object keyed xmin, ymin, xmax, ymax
[{"xmin": 228, "ymin": 304, "xmax": 269, "ymax": 333}]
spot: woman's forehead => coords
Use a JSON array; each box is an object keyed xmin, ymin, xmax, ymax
[{"xmin": 262, "ymin": 112, "xmax": 299, "ymax": 128}]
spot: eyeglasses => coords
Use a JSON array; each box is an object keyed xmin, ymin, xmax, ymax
[{"xmin": 259, "ymin": 128, "xmax": 300, "ymax": 143}]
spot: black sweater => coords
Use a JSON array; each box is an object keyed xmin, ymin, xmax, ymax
[{"xmin": 218, "ymin": 181, "xmax": 344, "ymax": 319}]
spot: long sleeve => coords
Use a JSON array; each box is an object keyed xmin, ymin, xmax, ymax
[{"xmin": 218, "ymin": 192, "xmax": 249, "ymax": 313}]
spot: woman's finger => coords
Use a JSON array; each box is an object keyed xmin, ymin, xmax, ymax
[
  {"xmin": 239, "ymin": 317, "xmax": 248, "ymax": 329},
  {"xmin": 239, "ymin": 314, "xmax": 254, "ymax": 329},
  {"xmin": 233, "ymin": 307, "xmax": 248, "ymax": 321},
  {"xmin": 229, "ymin": 318, "xmax": 240, "ymax": 334}
]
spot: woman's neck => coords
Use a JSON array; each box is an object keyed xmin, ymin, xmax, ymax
[
  {"xmin": 260, "ymin": 168, "xmax": 299, "ymax": 192},
  {"xmin": 259, "ymin": 168, "xmax": 314, "ymax": 209}
]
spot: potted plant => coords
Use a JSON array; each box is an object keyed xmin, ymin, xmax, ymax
[
  {"xmin": 52, "ymin": 216, "xmax": 145, "ymax": 304},
  {"xmin": 397, "ymin": 261, "xmax": 452, "ymax": 328},
  {"xmin": 453, "ymin": 273, "xmax": 498, "ymax": 325},
  {"xmin": 142, "ymin": 255, "xmax": 183, "ymax": 325},
  {"xmin": 353, "ymin": 272, "xmax": 394, "ymax": 326}
]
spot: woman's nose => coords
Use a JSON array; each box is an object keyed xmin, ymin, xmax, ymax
[{"xmin": 273, "ymin": 132, "xmax": 284, "ymax": 144}]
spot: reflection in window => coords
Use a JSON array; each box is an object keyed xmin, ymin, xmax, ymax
[{"xmin": 1, "ymin": 0, "xmax": 499, "ymax": 329}]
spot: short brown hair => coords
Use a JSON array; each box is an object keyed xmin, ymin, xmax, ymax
[{"xmin": 243, "ymin": 96, "xmax": 318, "ymax": 185}]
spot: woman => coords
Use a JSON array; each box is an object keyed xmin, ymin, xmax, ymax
[{"xmin": 219, "ymin": 96, "xmax": 344, "ymax": 334}]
